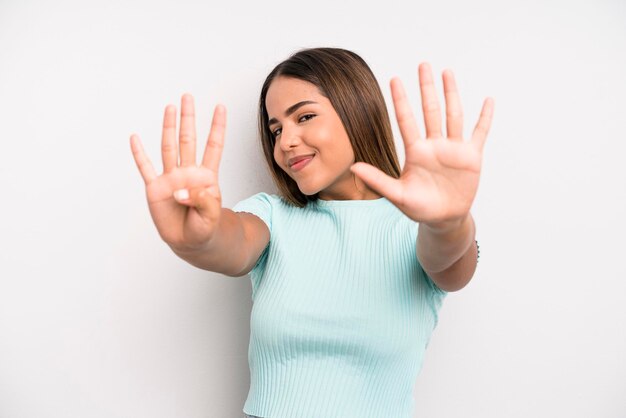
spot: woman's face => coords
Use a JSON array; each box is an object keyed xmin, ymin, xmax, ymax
[{"xmin": 265, "ymin": 76, "xmax": 379, "ymax": 201}]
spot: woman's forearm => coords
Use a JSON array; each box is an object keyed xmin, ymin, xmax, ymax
[{"xmin": 416, "ymin": 212, "xmax": 476, "ymax": 274}]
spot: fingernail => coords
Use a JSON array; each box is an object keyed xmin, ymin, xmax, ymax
[{"xmin": 174, "ymin": 189, "xmax": 189, "ymax": 200}]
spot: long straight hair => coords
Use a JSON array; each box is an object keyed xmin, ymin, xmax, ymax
[{"xmin": 258, "ymin": 47, "xmax": 401, "ymax": 207}]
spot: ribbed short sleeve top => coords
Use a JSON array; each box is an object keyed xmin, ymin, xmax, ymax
[{"xmin": 232, "ymin": 192, "xmax": 448, "ymax": 418}]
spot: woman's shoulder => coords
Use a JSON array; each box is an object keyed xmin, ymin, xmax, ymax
[{"xmin": 232, "ymin": 191, "xmax": 302, "ymax": 214}]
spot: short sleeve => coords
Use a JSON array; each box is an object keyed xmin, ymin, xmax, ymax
[
  {"xmin": 421, "ymin": 262, "xmax": 447, "ymax": 303},
  {"xmin": 231, "ymin": 192, "xmax": 273, "ymax": 278},
  {"xmin": 412, "ymin": 221, "xmax": 448, "ymax": 297},
  {"xmin": 421, "ymin": 263, "xmax": 448, "ymax": 297},
  {"xmin": 413, "ymin": 222, "xmax": 448, "ymax": 331},
  {"xmin": 417, "ymin": 263, "xmax": 448, "ymax": 347},
  {"xmin": 232, "ymin": 192, "xmax": 273, "ymax": 232}
]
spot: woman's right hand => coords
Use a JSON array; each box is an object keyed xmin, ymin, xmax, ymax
[{"xmin": 130, "ymin": 93, "xmax": 226, "ymax": 253}]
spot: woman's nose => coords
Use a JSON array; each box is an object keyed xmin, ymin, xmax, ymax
[{"xmin": 279, "ymin": 128, "xmax": 302, "ymax": 150}]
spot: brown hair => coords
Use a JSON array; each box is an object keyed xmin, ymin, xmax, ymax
[{"xmin": 258, "ymin": 47, "xmax": 401, "ymax": 208}]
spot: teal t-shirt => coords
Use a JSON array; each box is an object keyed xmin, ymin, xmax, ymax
[{"xmin": 232, "ymin": 192, "xmax": 448, "ymax": 418}]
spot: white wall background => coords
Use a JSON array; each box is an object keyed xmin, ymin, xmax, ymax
[{"xmin": 0, "ymin": 0, "xmax": 624, "ymax": 417}]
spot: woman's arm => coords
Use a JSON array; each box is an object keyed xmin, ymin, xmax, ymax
[
  {"xmin": 348, "ymin": 64, "xmax": 493, "ymax": 292},
  {"xmin": 416, "ymin": 212, "xmax": 477, "ymax": 292},
  {"xmin": 171, "ymin": 208, "xmax": 252, "ymax": 276}
]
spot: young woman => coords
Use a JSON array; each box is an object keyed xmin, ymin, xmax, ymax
[{"xmin": 130, "ymin": 47, "xmax": 493, "ymax": 418}]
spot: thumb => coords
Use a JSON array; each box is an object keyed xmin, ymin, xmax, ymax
[
  {"xmin": 350, "ymin": 162, "xmax": 402, "ymax": 204},
  {"xmin": 173, "ymin": 186, "xmax": 220, "ymax": 212}
]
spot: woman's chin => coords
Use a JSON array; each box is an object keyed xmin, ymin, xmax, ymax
[
  {"xmin": 299, "ymin": 189, "xmax": 318, "ymax": 197},
  {"xmin": 297, "ymin": 184, "xmax": 321, "ymax": 196}
]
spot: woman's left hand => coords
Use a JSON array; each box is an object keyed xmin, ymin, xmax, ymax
[{"xmin": 350, "ymin": 63, "xmax": 494, "ymax": 228}]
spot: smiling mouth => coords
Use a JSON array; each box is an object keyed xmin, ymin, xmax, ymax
[{"xmin": 290, "ymin": 155, "xmax": 314, "ymax": 171}]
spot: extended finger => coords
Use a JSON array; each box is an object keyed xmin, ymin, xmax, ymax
[
  {"xmin": 130, "ymin": 134, "xmax": 158, "ymax": 185},
  {"xmin": 418, "ymin": 63, "xmax": 443, "ymax": 139},
  {"xmin": 162, "ymin": 104, "xmax": 178, "ymax": 173},
  {"xmin": 471, "ymin": 97, "xmax": 495, "ymax": 153},
  {"xmin": 201, "ymin": 104, "xmax": 226, "ymax": 174},
  {"xmin": 390, "ymin": 77, "xmax": 422, "ymax": 151},
  {"xmin": 351, "ymin": 162, "xmax": 405, "ymax": 207},
  {"xmin": 442, "ymin": 69, "xmax": 464, "ymax": 141},
  {"xmin": 179, "ymin": 93, "xmax": 197, "ymax": 167}
]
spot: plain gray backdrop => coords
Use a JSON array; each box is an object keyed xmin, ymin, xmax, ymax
[{"xmin": 0, "ymin": 0, "xmax": 624, "ymax": 417}]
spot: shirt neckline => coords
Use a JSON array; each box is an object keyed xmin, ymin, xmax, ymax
[{"xmin": 312, "ymin": 196, "xmax": 389, "ymax": 207}]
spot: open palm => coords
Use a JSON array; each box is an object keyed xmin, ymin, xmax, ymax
[
  {"xmin": 351, "ymin": 63, "xmax": 494, "ymax": 226},
  {"xmin": 130, "ymin": 94, "xmax": 226, "ymax": 252}
]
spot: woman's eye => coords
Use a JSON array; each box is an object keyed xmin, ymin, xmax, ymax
[{"xmin": 272, "ymin": 114, "xmax": 315, "ymax": 137}]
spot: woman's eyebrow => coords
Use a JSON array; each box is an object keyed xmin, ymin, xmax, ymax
[{"xmin": 268, "ymin": 100, "xmax": 318, "ymax": 127}]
